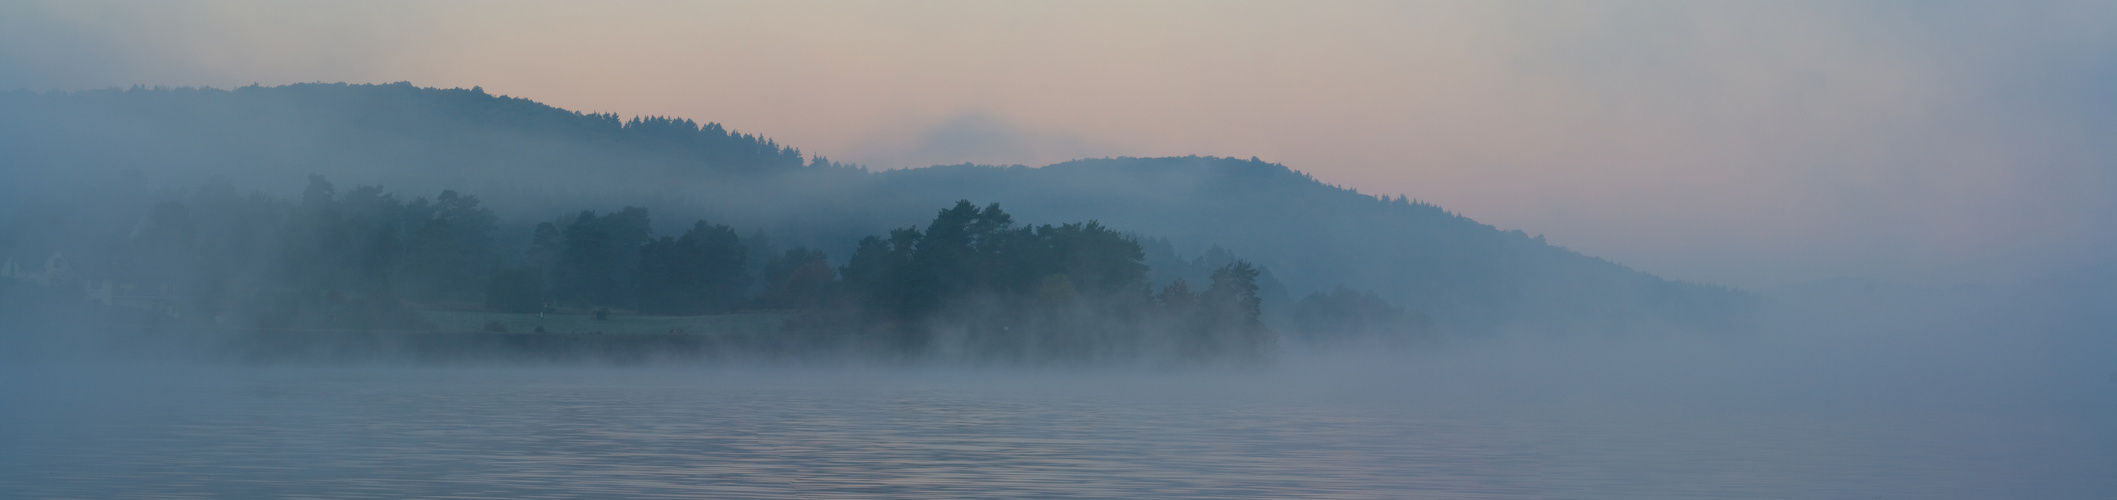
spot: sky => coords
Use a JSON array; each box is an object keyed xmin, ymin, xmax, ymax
[{"xmin": 2, "ymin": 0, "xmax": 2112, "ymax": 289}]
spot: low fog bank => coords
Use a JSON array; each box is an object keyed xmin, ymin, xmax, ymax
[
  {"xmin": 7, "ymin": 267, "xmax": 2111, "ymax": 419},
  {"xmin": 1234, "ymin": 268, "xmax": 2117, "ymax": 425},
  {"xmin": 0, "ymin": 82, "xmax": 2107, "ymax": 417},
  {"xmin": 6, "ymin": 274, "xmax": 2111, "ymax": 498}
]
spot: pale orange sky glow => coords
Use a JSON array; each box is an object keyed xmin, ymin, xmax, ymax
[{"xmin": 3, "ymin": 0, "xmax": 2112, "ymax": 288}]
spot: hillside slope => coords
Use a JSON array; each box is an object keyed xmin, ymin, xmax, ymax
[
  {"xmin": 0, "ymin": 83, "xmax": 1749, "ymax": 332},
  {"xmin": 872, "ymin": 158, "xmax": 1749, "ymax": 330}
]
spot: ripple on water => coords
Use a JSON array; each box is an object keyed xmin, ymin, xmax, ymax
[{"xmin": 1, "ymin": 368, "xmax": 2110, "ymax": 499}]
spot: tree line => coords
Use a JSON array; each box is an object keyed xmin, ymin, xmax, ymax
[
  {"xmin": 835, "ymin": 200, "xmax": 1273, "ymax": 362},
  {"xmin": 5, "ymin": 84, "xmax": 1751, "ymax": 340},
  {"xmin": 71, "ymin": 177, "xmax": 1315, "ymax": 362}
]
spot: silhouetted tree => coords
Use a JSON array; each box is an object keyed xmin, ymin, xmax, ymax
[
  {"xmin": 553, "ymin": 207, "xmax": 651, "ymax": 308},
  {"xmin": 841, "ymin": 227, "xmax": 920, "ymax": 319},
  {"xmin": 755, "ymin": 247, "xmax": 838, "ymax": 310},
  {"xmin": 741, "ymin": 228, "xmax": 776, "ymax": 296},
  {"xmin": 634, "ymin": 220, "xmax": 748, "ymax": 315},
  {"xmin": 1185, "ymin": 261, "xmax": 1274, "ymax": 363},
  {"xmin": 397, "ymin": 190, "xmax": 496, "ymax": 302}
]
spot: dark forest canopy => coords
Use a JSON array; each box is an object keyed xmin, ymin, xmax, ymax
[
  {"xmin": 0, "ymin": 82, "xmax": 832, "ymax": 179},
  {"xmin": 0, "ymin": 82, "xmax": 1753, "ymax": 336},
  {"xmin": 0, "ymin": 177, "xmax": 1288, "ymax": 363}
]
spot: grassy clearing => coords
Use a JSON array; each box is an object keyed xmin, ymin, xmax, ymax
[{"xmin": 416, "ymin": 310, "xmax": 794, "ymax": 336}]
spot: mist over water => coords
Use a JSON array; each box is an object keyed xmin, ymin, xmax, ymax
[
  {"xmin": 3, "ymin": 4, "xmax": 2114, "ymax": 494},
  {"xmin": 0, "ymin": 128, "xmax": 2111, "ymax": 499},
  {"xmin": 5, "ymin": 275, "xmax": 2113, "ymax": 499}
]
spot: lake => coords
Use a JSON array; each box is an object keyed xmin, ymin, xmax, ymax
[{"xmin": 4, "ymin": 347, "xmax": 2111, "ymax": 500}]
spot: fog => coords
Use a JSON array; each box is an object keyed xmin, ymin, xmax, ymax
[
  {"xmin": 2, "ymin": 113, "xmax": 2111, "ymax": 494},
  {"xmin": 3, "ymin": 2, "xmax": 2115, "ymax": 498},
  {"xmin": 5, "ymin": 277, "xmax": 2112, "ymax": 497}
]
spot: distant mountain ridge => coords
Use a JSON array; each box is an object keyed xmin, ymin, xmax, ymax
[
  {"xmin": 0, "ymin": 83, "xmax": 1751, "ymax": 332},
  {"xmin": 0, "ymin": 82, "xmax": 850, "ymax": 198}
]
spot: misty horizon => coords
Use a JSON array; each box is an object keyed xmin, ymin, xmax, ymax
[
  {"xmin": 8, "ymin": 2, "xmax": 2112, "ymax": 289},
  {"xmin": 2, "ymin": 3, "xmax": 2112, "ymax": 499}
]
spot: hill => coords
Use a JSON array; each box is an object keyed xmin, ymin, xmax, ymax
[{"xmin": 0, "ymin": 83, "xmax": 1750, "ymax": 333}]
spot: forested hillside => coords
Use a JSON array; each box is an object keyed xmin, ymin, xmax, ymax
[
  {"xmin": 870, "ymin": 158, "xmax": 1750, "ymax": 331},
  {"xmin": 0, "ymin": 174, "xmax": 1283, "ymax": 363},
  {"xmin": 0, "ymin": 83, "xmax": 1750, "ymax": 335}
]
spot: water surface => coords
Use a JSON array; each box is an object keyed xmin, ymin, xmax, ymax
[{"xmin": 4, "ymin": 360, "xmax": 2109, "ymax": 499}]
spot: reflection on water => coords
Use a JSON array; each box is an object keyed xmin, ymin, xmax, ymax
[{"xmin": 1, "ymin": 366, "xmax": 2110, "ymax": 499}]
